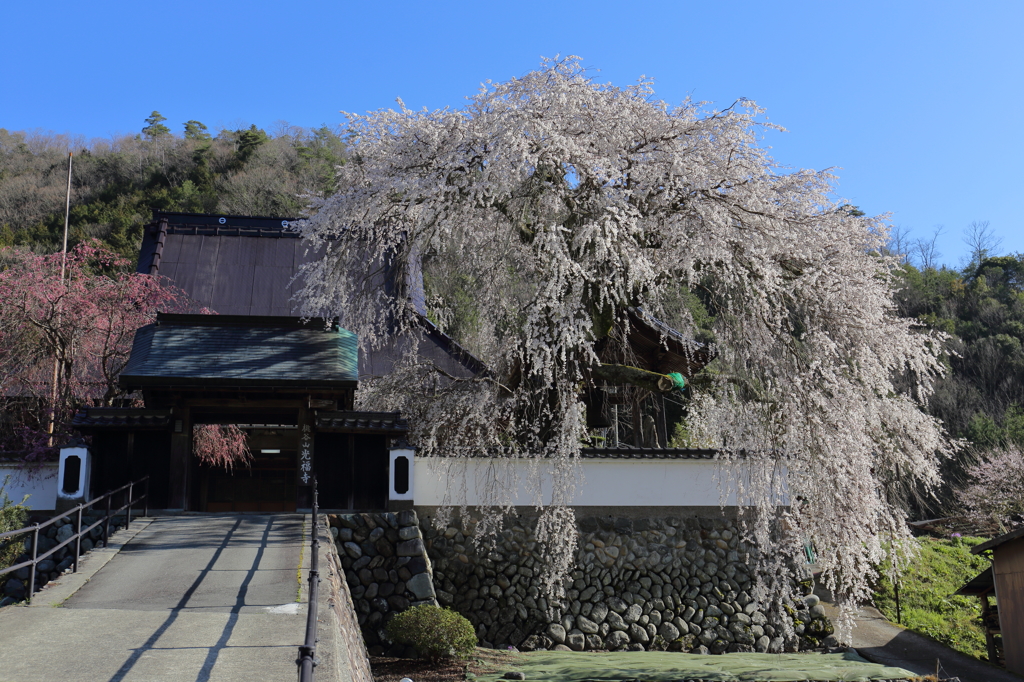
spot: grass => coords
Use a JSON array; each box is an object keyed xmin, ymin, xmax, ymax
[
  {"xmin": 373, "ymin": 649, "xmax": 919, "ymax": 682},
  {"xmin": 873, "ymin": 536, "xmax": 992, "ymax": 661}
]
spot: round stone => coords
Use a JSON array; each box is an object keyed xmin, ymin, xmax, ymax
[
  {"xmin": 56, "ymin": 525, "xmax": 73, "ymax": 544},
  {"xmin": 3, "ymin": 579, "xmax": 26, "ymax": 599},
  {"xmin": 605, "ymin": 630, "xmax": 630, "ymax": 650},
  {"xmin": 605, "ymin": 611, "xmax": 627, "ymax": 631},
  {"xmin": 577, "ymin": 616, "xmax": 599, "ymax": 634},
  {"xmin": 658, "ymin": 622, "xmax": 680, "ymax": 641},
  {"xmin": 546, "ymin": 623, "xmax": 566, "ymax": 643}
]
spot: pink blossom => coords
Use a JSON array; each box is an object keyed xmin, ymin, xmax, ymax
[{"xmin": 192, "ymin": 424, "xmax": 252, "ymax": 473}]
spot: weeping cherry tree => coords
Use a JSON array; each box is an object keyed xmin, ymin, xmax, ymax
[{"xmin": 296, "ymin": 58, "xmax": 951, "ymax": 637}]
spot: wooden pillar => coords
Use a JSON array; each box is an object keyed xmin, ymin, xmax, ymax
[
  {"xmin": 168, "ymin": 406, "xmax": 191, "ymax": 510},
  {"xmin": 297, "ymin": 406, "xmax": 314, "ymax": 510},
  {"xmin": 656, "ymin": 395, "xmax": 668, "ymax": 448},
  {"xmin": 348, "ymin": 434, "xmax": 356, "ymax": 510},
  {"xmin": 631, "ymin": 394, "xmax": 642, "ymax": 447}
]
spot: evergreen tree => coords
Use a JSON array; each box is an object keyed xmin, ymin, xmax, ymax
[
  {"xmin": 142, "ymin": 111, "xmax": 171, "ymax": 139},
  {"xmin": 183, "ymin": 120, "xmax": 211, "ymax": 140}
]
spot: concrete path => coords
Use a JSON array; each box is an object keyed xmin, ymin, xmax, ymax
[
  {"xmin": 0, "ymin": 514, "xmax": 332, "ymax": 682},
  {"xmin": 823, "ymin": 602, "xmax": 1022, "ymax": 682}
]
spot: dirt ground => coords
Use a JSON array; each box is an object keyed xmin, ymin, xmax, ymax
[{"xmin": 371, "ymin": 649, "xmax": 521, "ymax": 682}]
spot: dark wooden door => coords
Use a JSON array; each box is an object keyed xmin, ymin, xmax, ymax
[{"xmin": 314, "ymin": 433, "xmax": 388, "ymax": 510}]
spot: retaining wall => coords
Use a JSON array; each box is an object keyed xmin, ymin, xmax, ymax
[
  {"xmin": 320, "ymin": 521, "xmax": 374, "ymax": 682},
  {"xmin": 420, "ymin": 511, "xmax": 833, "ymax": 654},
  {"xmin": 328, "ymin": 510, "xmax": 437, "ymax": 657}
]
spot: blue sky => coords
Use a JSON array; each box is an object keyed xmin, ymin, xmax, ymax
[{"xmin": 3, "ymin": 0, "xmax": 1021, "ymax": 266}]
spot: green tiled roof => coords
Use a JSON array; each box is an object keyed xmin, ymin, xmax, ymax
[{"xmin": 120, "ymin": 314, "xmax": 358, "ymax": 389}]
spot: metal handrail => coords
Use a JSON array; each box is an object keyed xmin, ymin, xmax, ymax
[
  {"xmin": 297, "ymin": 476, "xmax": 320, "ymax": 681},
  {"xmin": 0, "ymin": 475, "xmax": 149, "ymax": 602}
]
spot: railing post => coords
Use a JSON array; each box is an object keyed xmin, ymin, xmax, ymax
[
  {"xmin": 126, "ymin": 482, "xmax": 133, "ymax": 531},
  {"xmin": 297, "ymin": 646, "xmax": 315, "ymax": 680},
  {"xmin": 297, "ymin": 475, "xmax": 320, "ymax": 681},
  {"xmin": 27, "ymin": 524, "xmax": 39, "ymax": 603},
  {"xmin": 104, "ymin": 491, "xmax": 112, "ymax": 548},
  {"xmin": 73, "ymin": 504, "xmax": 83, "ymax": 573},
  {"xmin": 144, "ymin": 477, "xmax": 149, "ymax": 518}
]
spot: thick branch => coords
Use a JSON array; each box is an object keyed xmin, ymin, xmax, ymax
[{"xmin": 591, "ymin": 364, "xmax": 684, "ymax": 393}]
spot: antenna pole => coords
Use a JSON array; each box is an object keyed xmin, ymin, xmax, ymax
[
  {"xmin": 48, "ymin": 152, "xmax": 73, "ymax": 444},
  {"xmin": 59, "ymin": 152, "xmax": 72, "ymax": 284}
]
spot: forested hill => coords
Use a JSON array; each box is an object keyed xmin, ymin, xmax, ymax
[
  {"xmin": 893, "ymin": 254, "xmax": 1024, "ymax": 514},
  {"xmin": 0, "ymin": 112, "xmax": 347, "ymax": 260},
  {"xmin": 897, "ymin": 256, "xmax": 1024, "ymax": 447}
]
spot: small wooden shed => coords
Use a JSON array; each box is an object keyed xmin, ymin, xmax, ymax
[
  {"xmin": 955, "ymin": 565, "xmax": 1002, "ymax": 665},
  {"xmin": 972, "ymin": 527, "xmax": 1024, "ymax": 674}
]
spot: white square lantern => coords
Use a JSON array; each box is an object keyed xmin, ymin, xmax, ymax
[
  {"xmin": 389, "ymin": 447, "xmax": 414, "ymax": 502},
  {"xmin": 56, "ymin": 444, "xmax": 91, "ymax": 512}
]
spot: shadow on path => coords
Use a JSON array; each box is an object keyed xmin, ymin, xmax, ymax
[
  {"xmin": 821, "ymin": 601, "xmax": 1023, "ymax": 682},
  {"xmin": 107, "ymin": 516, "xmax": 285, "ymax": 682}
]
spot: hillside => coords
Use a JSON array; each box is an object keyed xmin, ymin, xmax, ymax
[
  {"xmin": 894, "ymin": 256, "xmax": 1024, "ymax": 514},
  {"xmin": 0, "ymin": 113, "xmax": 346, "ymax": 261}
]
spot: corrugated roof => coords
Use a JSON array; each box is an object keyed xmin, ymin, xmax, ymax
[
  {"xmin": 973, "ymin": 525, "xmax": 1024, "ymax": 554},
  {"xmin": 137, "ymin": 211, "xmax": 314, "ymax": 316},
  {"xmin": 119, "ymin": 313, "xmax": 358, "ymax": 390},
  {"xmin": 955, "ymin": 566, "xmax": 995, "ymax": 596},
  {"xmin": 316, "ymin": 411, "xmax": 409, "ymax": 433},
  {"xmin": 71, "ymin": 409, "xmax": 172, "ymax": 430}
]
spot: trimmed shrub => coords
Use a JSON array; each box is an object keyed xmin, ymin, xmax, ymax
[{"xmin": 386, "ymin": 604, "xmax": 477, "ymax": 661}]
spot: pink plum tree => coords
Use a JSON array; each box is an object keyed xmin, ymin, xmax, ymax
[{"xmin": 0, "ymin": 241, "xmax": 202, "ymax": 469}]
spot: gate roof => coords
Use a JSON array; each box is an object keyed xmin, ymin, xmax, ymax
[{"xmin": 119, "ymin": 313, "xmax": 358, "ymax": 390}]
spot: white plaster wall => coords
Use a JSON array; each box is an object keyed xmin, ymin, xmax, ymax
[
  {"xmin": 0, "ymin": 464, "xmax": 58, "ymax": 511},
  {"xmin": 413, "ymin": 457, "xmax": 788, "ymax": 507}
]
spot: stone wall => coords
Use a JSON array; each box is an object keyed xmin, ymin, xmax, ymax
[
  {"xmin": 328, "ymin": 510, "xmax": 437, "ymax": 656},
  {"xmin": 320, "ymin": 522, "xmax": 374, "ymax": 682},
  {"xmin": 420, "ymin": 512, "xmax": 835, "ymax": 654}
]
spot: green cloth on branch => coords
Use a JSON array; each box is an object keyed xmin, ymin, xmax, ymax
[{"xmin": 666, "ymin": 372, "xmax": 686, "ymax": 391}]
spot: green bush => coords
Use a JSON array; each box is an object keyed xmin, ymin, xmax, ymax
[
  {"xmin": 1, "ymin": 476, "xmax": 30, "ymax": 576},
  {"xmin": 385, "ymin": 604, "xmax": 477, "ymax": 661}
]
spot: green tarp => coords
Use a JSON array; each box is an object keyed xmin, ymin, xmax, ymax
[{"xmin": 474, "ymin": 651, "xmax": 915, "ymax": 682}]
